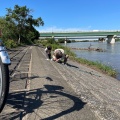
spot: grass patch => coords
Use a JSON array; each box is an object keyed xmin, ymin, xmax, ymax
[{"xmin": 74, "ymin": 57, "xmax": 117, "ymax": 77}]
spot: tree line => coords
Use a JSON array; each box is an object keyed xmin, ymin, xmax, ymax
[{"xmin": 0, "ymin": 5, "xmax": 44, "ymax": 48}]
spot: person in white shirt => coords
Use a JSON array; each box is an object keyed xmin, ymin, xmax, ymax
[{"xmin": 52, "ymin": 49, "xmax": 69, "ymax": 64}]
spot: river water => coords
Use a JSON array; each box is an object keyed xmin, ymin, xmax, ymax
[{"xmin": 64, "ymin": 41, "xmax": 120, "ymax": 80}]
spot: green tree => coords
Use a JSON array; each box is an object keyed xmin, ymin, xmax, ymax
[
  {"xmin": 0, "ymin": 17, "xmax": 17, "ymax": 41},
  {"xmin": 5, "ymin": 5, "xmax": 44, "ymax": 44}
]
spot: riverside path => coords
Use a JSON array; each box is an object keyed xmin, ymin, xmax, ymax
[{"xmin": 0, "ymin": 45, "xmax": 120, "ymax": 120}]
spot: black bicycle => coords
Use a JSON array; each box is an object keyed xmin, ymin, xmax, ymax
[{"xmin": 0, "ymin": 40, "xmax": 11, "ymax": 113}]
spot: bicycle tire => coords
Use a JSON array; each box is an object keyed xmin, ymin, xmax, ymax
[{"xmin": 0, "ymin": 58, "xmax": 10, "ymax": 113}]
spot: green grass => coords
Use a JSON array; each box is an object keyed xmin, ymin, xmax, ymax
[{"xmin": 72, "ymin": 57, "xmax": 117, "ymax": 77}]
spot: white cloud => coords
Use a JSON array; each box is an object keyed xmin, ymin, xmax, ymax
[{"xmin": 38, "ymin": 26, "xmax": 92, "ymax": 32}]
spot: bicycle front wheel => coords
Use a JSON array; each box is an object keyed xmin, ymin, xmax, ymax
[{"xmin": 0, "ymin": 58, "xmax": 10, "ymax": 113}]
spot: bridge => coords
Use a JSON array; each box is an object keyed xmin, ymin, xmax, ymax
[{"xmin": 40, "ymin": 30, "xmax": 120, "ymax": 43}]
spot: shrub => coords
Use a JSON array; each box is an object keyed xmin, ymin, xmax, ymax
[{"xmin": 4, "ymin": 39, "xmax": 17, "ymax": 48}]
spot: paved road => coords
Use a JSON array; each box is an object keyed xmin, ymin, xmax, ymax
[{"xmin": 0, "ymin": 45, "xmax": 120, "ymax": 120}]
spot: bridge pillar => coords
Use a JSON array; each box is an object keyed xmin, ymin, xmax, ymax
[{"xmin": 107, "ymin": 35, "xmax": 116, "ymax": 44}]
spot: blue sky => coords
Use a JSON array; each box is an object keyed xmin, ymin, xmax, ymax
[{"xmin": 1, "ymin": 0, "xmax": 120, "ymax": 32}]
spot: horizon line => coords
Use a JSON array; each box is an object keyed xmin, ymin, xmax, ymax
[{"xmin": 39, "ymin": 30, "xmax": 120, "ymax": 33}]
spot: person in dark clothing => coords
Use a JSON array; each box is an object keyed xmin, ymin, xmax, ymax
[{"xmin": 45, "ymin": 45, "xmax": 52, "ymax": 60}]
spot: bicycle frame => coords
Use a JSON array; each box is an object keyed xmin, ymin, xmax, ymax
[
  {"xmin": 0, "ymin": 39, "xmax": 11, "ymax": 112},
  {"xmin": 0, "ymin": 40, "xmax": 11, "ymax": 65}
]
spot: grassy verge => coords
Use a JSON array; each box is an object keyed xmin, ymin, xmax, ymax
[
  {"xmin": 35, "ymin": 39, "xmax": 117, "ymax": 78},
  {"xmin": 70, "ymin": 56, "xmax": 117, "ymax": 77}
]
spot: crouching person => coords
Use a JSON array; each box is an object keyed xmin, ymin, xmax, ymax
[{"xmin": 52, "ymin": 49, "xmax": 69, "ymax": 64}]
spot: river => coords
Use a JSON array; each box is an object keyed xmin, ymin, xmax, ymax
[{"xmin": 64, "ymin": 41, "xmax": 120, "ymax": 80}]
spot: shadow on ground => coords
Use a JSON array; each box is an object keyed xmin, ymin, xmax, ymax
[
  {"xmin": 0, "ymin": 83, "xmax": 86, "ymax": 120},
  {"xmin": 10, "ymin": 73, "xmax": 53, "ymax": 82}
]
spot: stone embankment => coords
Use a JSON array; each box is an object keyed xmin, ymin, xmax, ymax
[{"xmin": 0, "ymin": 45, "xmax": 120, "ymax": 120}]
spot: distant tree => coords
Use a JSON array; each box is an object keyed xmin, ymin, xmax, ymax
[
  {"xmin": 58, "ymin": 38, "xmax": 72, "ymax": 43},
  {"xmin": 67, "ymin": 39, "xmax": 71, "ymax": 43},
  {"xmin": 5, "ymin": 5, "xmax": 44, "ymax": 44},
  {"xmin": 46, "ymin": 38, "xmax": 57, "ymax": 44},
  {"xmin": 58, "ymin": 38, "xmax": 65, "ymax": 43}
]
